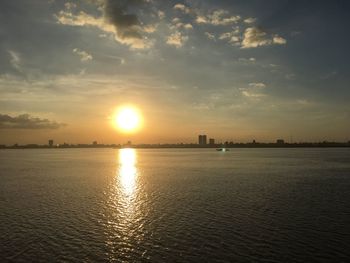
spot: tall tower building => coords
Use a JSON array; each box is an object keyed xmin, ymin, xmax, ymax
[
  {"xmin": 198, "ymin": 135, "xmax": 207, "ymax": 145},
  {"xmin": 202, "ymin": 135, "xmax": 207, "ymax": 145}
]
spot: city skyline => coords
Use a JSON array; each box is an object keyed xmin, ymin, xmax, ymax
[
  {"xmin": 1, "ymin": 135, "xmax": 349, "ymax": 149},
  {"xmin": 1, "ymin": 1, "xmax": 350, "ymax": 145}
]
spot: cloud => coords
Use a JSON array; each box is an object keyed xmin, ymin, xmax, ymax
[
  {"xmin": 143, "ymin": 24, "xmax": 157, "ymax": 33},
  {"xmin": 241, "ymin": 90, "xmax": 265, "ymax": 98},
  {"xmin": 0, "ymin": 114, "xmax": 66, "ymax": 129},
  {"xmin": 285, "ymin": 73, "xmax": 296, "ymax": 80},
  {"xmin": 219, "ymin": 28, "xmax": 240, "ymax": 45},
  {"xmin": 103, "ymin": 0, "xmax": 143, "ymax": 39},
  {"xmin": 55, "ymin": 0, "xmax": 152, "ymax": 49},
  {"xmin": 195, "ymin": 16, "xmax": 207, "ymax": 24},
  {"xmin": 238, "ymin": 57, "xmax": 256, "ymax": 63},
  {"xmin": 219, "ymin": 32, "xmax": 233, "ymax": 40},
  {"xmin": 173, "ymin": 3, "xmax": 192, "ymax": 14},
  {"xmin": 55, "ymin": 10, "xmax": 113, "ymax": 30},
  {"xmin": 249, "ymin": 82, "xmax": 266, "ymax": 88},
  {"xmin": 191, "ymin": 103, "xmax": 212, "ymax": 110},
  {"xmin": 296, "ymin": 99, "xmax": 313, "ymax": 106},
  {"xmin": 170, "ymin": 19, "xmax": 193, "ymax": 30},
  {"xmin": 241, "ymin": 82, "xmax": 266, "ymax": 98},
  {"xmin": 196, "ymin": 10, "xmax": 240, "ymax": 26},
  {"xmin": 273, "ymin": 35, "xmax": 287, "ymax": 45},
  {"xmin": 166, "ymin": 31, "xmax": 188, "ymax": 48},
  {"xmin": 64, "ymin": 2, "xmax": 77, "ymax": 10},
  {"xmin": 183, "ymin": 23, "xmax": 193, "ymax": 30},
  {"xmin": 8, "ymin": 50, "xmax": 22, "ymax": 72},
  {"xmin": 241, "ymin": 27, "xmax": 286, "ymax": 48},
  {"xmin": 158, "ymin": 10, "xmax": 165, "ymax": 19},
  {"xmin": 205, "ymin": 32, "xmax": 216, "ymax": 41},
  {"xmin": 172, "ymin": 17, "xmax": 180, "ymax": 23},
  {"xmin": 244, "ymin": 17, "xmax": 256, "ymax": 24},
  {"xmin": 73, "ymin": 48, "xmax": 93, "ymax": 62},
  {"xmin": 241, "ymin": 27, "xmax": 271, "ymax": 48}
]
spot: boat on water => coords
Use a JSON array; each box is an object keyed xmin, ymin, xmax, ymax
[{"xmin": 216, "ymin": 148, "xmax": 229, "ymax": 152}]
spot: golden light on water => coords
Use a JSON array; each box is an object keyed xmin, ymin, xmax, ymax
[
  {"xmin": 118, "ymin": 148, "xmax": 137, "ymax": 196},
  {"xmin": 113, "ymin": 106, "xmax": 142, "ymax": 133},
  {"xmin": 105, "ymin": 148, "xmax": 140, "ymax": 257}
]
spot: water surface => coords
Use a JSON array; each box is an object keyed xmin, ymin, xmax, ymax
[{"xmin": 1, "ymin": 148, "xmax": 350, "ymax": 262}]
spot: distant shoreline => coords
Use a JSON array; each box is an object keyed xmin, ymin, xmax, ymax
[{"xmin": 1, "ymin": 142, "xmax": 350, "ymax": 149}]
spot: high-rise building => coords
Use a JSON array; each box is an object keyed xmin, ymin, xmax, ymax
[
  {"xmin": 209, "ymin": 138, "xmax": 215, "ymax": 145},
  {"xmin": 48, "ymin": 139, "xmax": 54, "ymax": 147},
  {"xmin": 198, "ymin": 135, "xmax": 207, "ymax": 145},
  {"xmin": 276, "ymin": 139, "xmax": 285, "ymax": 144}
]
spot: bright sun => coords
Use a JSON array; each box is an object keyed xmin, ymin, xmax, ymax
[{"xmin": 114, "ymin": 106, "xmax": 142, "ymax": 133}]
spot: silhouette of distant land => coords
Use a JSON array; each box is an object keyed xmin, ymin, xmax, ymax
[{"xmin": 1, "ymin": 140, "xmax": 349, "ymax": 149}]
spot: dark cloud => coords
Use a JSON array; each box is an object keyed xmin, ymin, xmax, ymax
[
  {"xmin": 103, "ymin": 0, "xmax": 146, "ymax": 40},
  {"xmin": 0, "ymin": 114, "xmax": 66, "ymax": 129}
]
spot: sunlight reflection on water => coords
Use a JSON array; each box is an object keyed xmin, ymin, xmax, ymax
[
  {"xmin": 104, "ymin": 148, "xmax": 144, "ymax": 261},
  {"xmin": 119, "ymin": 148, "xmax": 137, "ymax": 197}
]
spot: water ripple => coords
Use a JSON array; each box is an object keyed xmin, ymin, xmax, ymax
[{"xmin": 1, "ymin": 148, "xmax": 350, "ymax": 261}]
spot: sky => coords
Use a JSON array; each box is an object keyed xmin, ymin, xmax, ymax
[{"xmin": 0, "ymin": 0, "xmax": 349, "ymax": 145}]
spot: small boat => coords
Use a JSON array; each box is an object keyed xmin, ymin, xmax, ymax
[{"xmin": 216, "ymin": 148, "xmax": 229, "ymax": 152}]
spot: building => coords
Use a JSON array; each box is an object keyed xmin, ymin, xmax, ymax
[
  {"xmin": 92, "ymin": 141, "xmax": 98, "ymax": 146},
  {"xmin": 198, "ymin": 135, "xmax": 207, "ymax": 145},
  {"xmin": 48, "ymin": 139, "xmax": 54, "ymax": 147},
  {"xmin": 276, "ymin": 139, "xmax": 285, "ymax": 144},
  {"xmin": 202, "ymin": 135, "xmax": 207, "ymax": 145},
  {"xmin": 209, "ymin": 138, "xmax": 215, "ymax": 145}
]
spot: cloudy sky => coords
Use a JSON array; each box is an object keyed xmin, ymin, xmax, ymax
[{"xmin": 0, "ymin": 0, "xmax": 349, "ymax": 144}]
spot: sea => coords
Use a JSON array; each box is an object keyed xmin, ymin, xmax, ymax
[{"xmin": 1, "ymin": 148, "xmax": 350, "ymax": 262}]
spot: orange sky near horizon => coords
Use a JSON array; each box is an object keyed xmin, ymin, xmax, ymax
[{"xmin": 0, "ymin": 1, "xmax": 349, "ymax": 145}]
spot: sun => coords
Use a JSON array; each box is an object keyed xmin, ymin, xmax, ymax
[{"xmin": 114, "ymin": 106, "xmax": 142, "ymax": 133}]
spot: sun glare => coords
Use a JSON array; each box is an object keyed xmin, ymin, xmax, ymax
[{"xmin": 114, "ymin": 106, "xmax": 142, "ymax": 133}]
